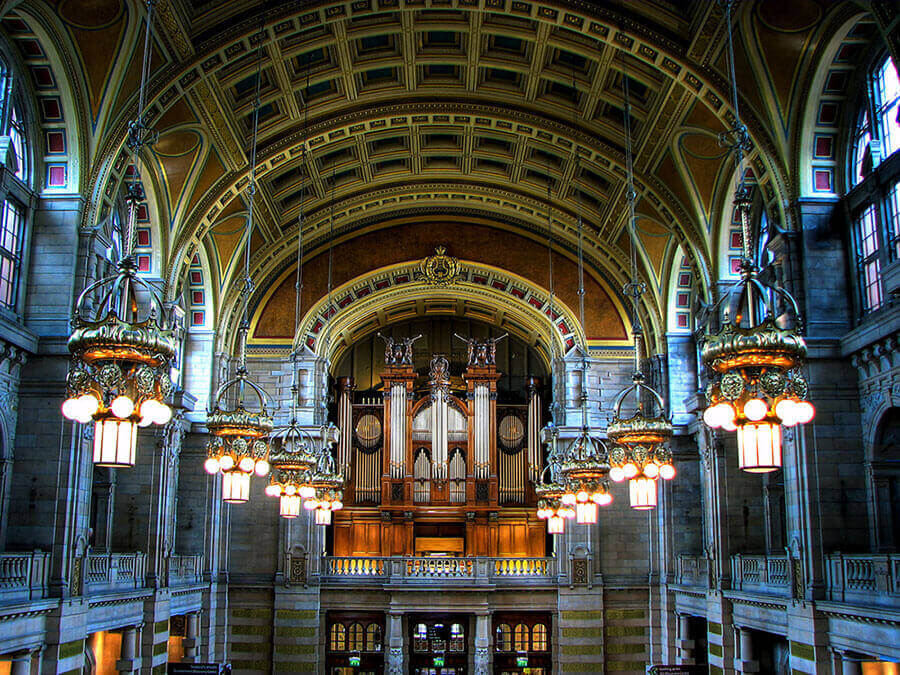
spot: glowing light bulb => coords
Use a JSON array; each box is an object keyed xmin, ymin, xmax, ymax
[
  {"xmin": 623, "ymin": 462, "xmax": 639, "ymax": 479},
  {"xmin": 775, "ymin": 399, "xmax": 797, "ymax": 426},
  {"xmin": 254, "ymin": 459, "xmax": 270, "ymax": 476},
  {"xmin": 703, "ymin": 406, "xmax": 720, "ymax": 428},
  {"xmin": 219, "ymin": 455, "xmax": 235, "ymax": 471},
  {"xmin": 659, "ymin": 464, "xmax": 676, "ymax": 480},
  {"xmin": 596, "ymin": 491, "xmax": 613, "ymax": 506},
  {"xmin": 264, "ymin": 483, "xmax": 281, "ymax": 497},
  {"xmin": 62, "ymin": 398, "xmax": 79, "ymax": 420},
  {"xmin": 139, "ymin": 399, "xmax": 159, "ymax": 427},
  {"xmin": 303, "ymin": 499, "xmax": 318, "ymax": 510},
  {"xmin": 331, "ymin": 500, "xmax": 343, "ymax": 511},
  {"xmin": 204, "ymin": 457, "xmax": 221, "ymax": 474},
  {"xmin": 238, "ymin": 457, "xmax": 254, "ymax": 473},
  {"xmin": 794, "ymin": 400, "xmax": 815, "ymax": 424},
  {"xmin": 590, "ymin": 491, "xmax": 606, "ymax": 504},
  {"xmin": 284, "ymin": 484, "xmax": 297, "ymax": 496},
  {"xmin": 77, "ymin": 394, "xmax": 99, "ymax": 422},
  {"xmin": 576, "ymin": 490, "xmax": 589, "ymax": 503},
  {"xmin": 743, "ymin": 398, "xmax": 768, "ymax": 422},
  {"xmin": 643, "ymin": 462, "xmax": 659, "ymax": 479},
  {"xmin": 609, "ymin": 466, "xmax": 625, "ymax": 482},
  {"xmin": 715, "ymin": 403, "xmax": 736, "ymax": 427},
  {"xmin": 153, "ymin": 403, "xmax": 173, "ymax": 425},
  {"xmin": 561, "ymin": 492, "xmax": 576, "ymax": 506},
  {"xmin": 111, "ymin": 395, "xmax": 135, "ymax": 419},
  {"xmin": 299, "ymin": 485, "xmax": 316, "ymax": 499}
]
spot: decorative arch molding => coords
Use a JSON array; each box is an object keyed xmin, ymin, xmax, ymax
[
  {"xmin": 795, "ymin": 7, "xmax": 874, "ymax": 199},
  {"xmin": 245, "ymin": 257, "xmax": 633, "ymax": 367},
  {"xmin": 162, "ymin": 104, "xmax": 716, "ymax": 302},
  {"xmin": 0, "ymin": 3, "xmax": 91, "ymax": 195}
]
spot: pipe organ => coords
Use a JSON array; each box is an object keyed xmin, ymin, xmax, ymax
[{"xmin": 333, "ymin": 335, "xmax": 547, "ymax": 558}]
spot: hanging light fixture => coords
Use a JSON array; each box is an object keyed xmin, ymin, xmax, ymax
[
  {"xmin": 700, "ymin": 1, "xmax": 813, "ymax": 472},
  {"xmin": 557, "ymin": 160, "xmax": 612, "ymax": 521},
  {"xmin": 62, "ymin": 0, "xmax": 176, "ymax": 468},
  {"xmin": 305, "ymin": 424, "xmax": 343, "ymax": 525},
  {"xmin": 264, "ymin": 89, "xmax": 322, "ymax": 518},
  {"xmin": 606, "ymin": 74, "xmax": 675, "ymax": 510},
  {"xmin": 204, "ymin": 19, "xmax": 272, "ymax": 502}
]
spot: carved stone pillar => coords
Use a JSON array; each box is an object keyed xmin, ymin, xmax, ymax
[
  {"xmin": 677, "ymin": 615, "xmax": 695, "ymax": 664},
  {"xmin": 473, "ymin": 612, "xmax": 491, "ymax": 675},
  {"xmin": 385, "ymin": 612, "xmax": 404, "ymax": 675}
]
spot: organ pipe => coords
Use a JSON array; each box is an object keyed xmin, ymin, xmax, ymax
[
  {"xmin": 499, "ymin": 449, "xmax": 525, "ymax": 504},
  {"xmin": 337, "ymin": 377, "xmax": 354, "ymax": 477},
  {"xmin": 474, "ymin": 384, "xmax": 490, "ymax": 479},
  {"xmin": 390, "ymin": 383, "xmax": 406, "ymax": 479},
  {"xmin": 526, "ymin": 377, "xmax": 542, "ymax": 484},
  {"xmin": 354, "ymin": 448, "xmax": 380, "ymax": 503}
]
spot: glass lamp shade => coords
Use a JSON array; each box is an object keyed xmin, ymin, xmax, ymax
[
  {"xmin": 222, "ymin": 470, "xmax": 251, "ymax": 503},
  {"xmin": 547, "ymin": 514, "xmax": 565, "ymax": 534},
  {"xmin": 93, "ymin": 416, "xmax": 138, "ymax": 468},
  {"xmin": 737, "ymin": 421, "xmax": 782, "ymax": 473},
  {"xmin": 575, "ymin": 501, "xmax": 598, "ymax": 524},
  {"xmin": 629, "ymin": 476, "xmax": 657, "ymax": 510},
  {"xmin": 314, "ymin": 508, "xmax": 332, "ymax": 526},
  {"xmin": 279, "ymin": 494, "xmax": 302, "ymax": 518}
]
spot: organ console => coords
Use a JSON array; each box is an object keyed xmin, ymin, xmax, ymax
[{"xmin": 331, "ymin": 335, "xmax": 548, "ymax": 558}]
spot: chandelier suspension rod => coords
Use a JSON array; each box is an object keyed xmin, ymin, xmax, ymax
[
  {"xmin": 237, "ymin": 14, "xmax": 266, "ymax": 399},
  {"xmin": 288, "ymin": 60, "xmax": 312, "ymax": 425},
  {"xmin": 622, "ymin": 74, "xmax": 646, "ymax": 385}
]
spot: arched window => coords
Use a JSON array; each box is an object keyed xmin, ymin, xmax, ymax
[
  {"xmin": 848, "ymin": 54, "xmax": 900, "ymax": 316},
  {"xmin": 329, "ymin": 623, "xmax": 347, "ymax": 651},
  {"xmin": 8, "ymin": 104, "xmax": 25, "ymax": 182},
  {"xmin": 449, "ymin": 623, "xmax": 464, "ymax": 652},
  {"xmin": 413, "ymin": 623, "xmax": 428, "ymax": 652},
  {"xmin": 495, "ymin": 624, "xmax": 512, "ymax": 652},
  {"xmin": 347, "ymin": 622, "xmax": 364, "ymax": 651},
  {"xmin": 513, "ymin": 623, "xmax": 529, "ymax": 652},
  {"xmin": 364, "ymin": 623, "xmax": 382, "ymax": 652},
  {"xmin": 532, "ymin": 623, "xmax": 548, "ymax": 651}
]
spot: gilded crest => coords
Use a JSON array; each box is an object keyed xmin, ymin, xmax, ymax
[{"xmin": 418, "ymin": 246, "xmax": 462, "ymax": 285}]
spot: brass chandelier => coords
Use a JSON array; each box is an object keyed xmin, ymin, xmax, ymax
[
  {"xmin": 535, "ymin": 423, "xmax": 575, "ymax": 534},
  {"xmin": 606, "ymin": 75, "xmax": 675, "ymax": 510},
  {"xmin": 62, "ymin": 0, "xmax": 176, "ymax": 468},
  {"xmin": 204, "ymin": 24, "xmax": 272, "ymax": 502},
  {"xmin": 557, "ymin": 196, "xmax": 612, "ymax": 525},
  {"xmin": 700, "ymin": 0, "xmax": 813, "ymax": 471}
]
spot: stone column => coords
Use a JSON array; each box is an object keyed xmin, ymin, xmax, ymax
[
  {"xmin": 385, "ymin": 612, "xmax": 404, "ymax": 675},
  {"xmin": 733, "ymin": 626, "xmax": 758, "ymax": 673},
  {"xmin": 473, "ymin": 612, "xmax": 491, "ymax": 675},
  {"xmin": 10, "ymin": 649, "xmax": 34, "ymax": 675},
  {"xmin": 677, "ymin": 615, "xmax": 695, "ymax": 664},
  {"xmin": 116, "ymin": 626, "xmax": 140, "ymax": 674},
  {"xmin": 182, "ymin": 612, "xmax": 199, "ymax": 662},
  {"xmin": 840, "ymin": 652, "xmax": 862, "ymax": 675}
]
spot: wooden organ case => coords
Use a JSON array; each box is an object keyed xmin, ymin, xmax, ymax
[{"xmin": 331, "ymin": 338, "xmax": 546, "ymax": 558}]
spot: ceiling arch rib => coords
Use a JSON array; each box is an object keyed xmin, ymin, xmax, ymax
[
  {"xmin": 88, "ymin": 0, "xmax": 789, "ymax": 265},
  {"xmin": 165, "ymin": 104, "xmax": 717, "ymax": 314}
]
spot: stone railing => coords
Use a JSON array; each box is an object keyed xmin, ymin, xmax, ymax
[
  {"xmin": 674, "ymin": 554, "xmax": 708, "ymax": 588},
  {"xmin": 730, "ymin": 554, "xmax": 792, "ymax": 597},
  {"xmin": 168, "ymin": 554, "xmax": 203, "ymax": 587},
  {"xmin": 322, "ymin": 556, "xmax": 556, "ymax": 586},
  {"xmin": 0, "ymin": 551, "xmax": 50, "ymax": 604},
  {"xmin": 85, "ymin": 552, "xmax": 147, "ymax": 593},
  {"xmin": 826, "ymin": 553, "xmax": 900, "ymax": 608}
]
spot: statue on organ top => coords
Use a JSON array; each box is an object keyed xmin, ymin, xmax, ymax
[
  {"xmin": 454, "ymin": 333, "xmax": 508, "ymax": 367},
  {"xmin": 377, "ymin": 333, "xmax": 423, "ymax": 366}
]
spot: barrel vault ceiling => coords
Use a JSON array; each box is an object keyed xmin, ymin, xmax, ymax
[{"xmin": 3, "ymin": 0, "xmax": 876, "ymax": 349}]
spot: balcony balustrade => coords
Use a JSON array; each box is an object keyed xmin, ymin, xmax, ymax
[
  {"xmin": 825, "ymin": 553, "xmax": 900, "ymax": 609},
  {"xmin": 674, "ymin": 554, "xmax": 708, "ymax": 588},
  {"xmin": 168, "ymin": 554, "xmax": 203, "ymax": 587},
  {"xmin": 730, "ymin": 554, "xmax": 791, "ymax": 597},
  {"xmin": 322, "ymin": 556, "xmax": 556, "ymax": 586},
  {"xmin": 0, "ymin": 551, "xmax": 50, "ymax": 604},
  {"xmin": 85, "ymin": 552, "xmax": 147, "ymax": 594}
]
